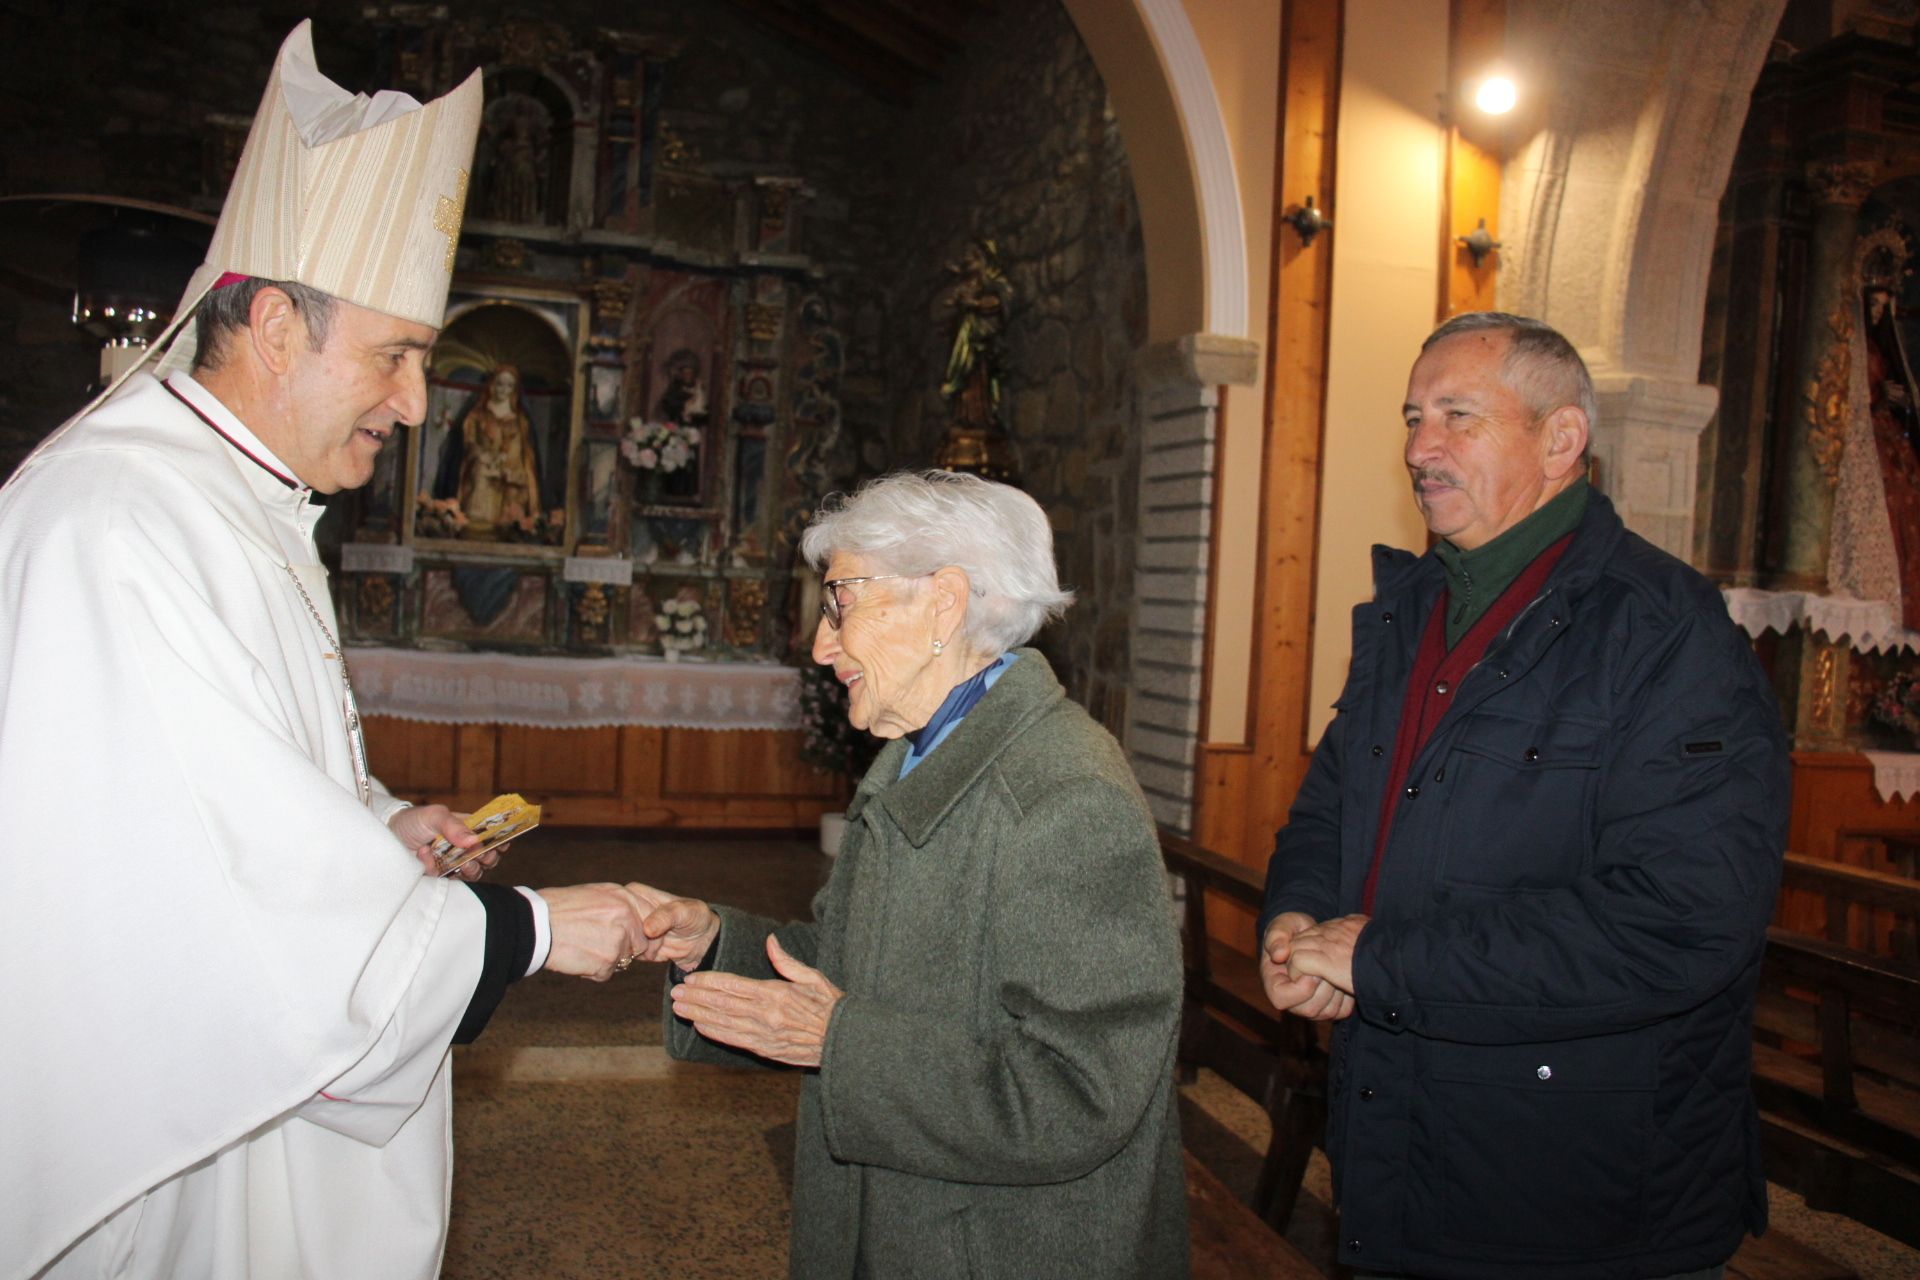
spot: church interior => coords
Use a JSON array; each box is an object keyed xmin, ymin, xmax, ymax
[{"xmin": 5, "ymin": 0, "xmax": 1920, "ymax": 1275}]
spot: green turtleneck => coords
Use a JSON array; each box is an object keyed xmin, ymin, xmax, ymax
[{"xmin": 1433, "ymin": 478, "xmax": 1588, "ymax": 648}]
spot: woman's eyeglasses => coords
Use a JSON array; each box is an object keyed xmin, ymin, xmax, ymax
[{"xmin": 818, "ymin": 574, "xmax": 926, "ymax": 629}]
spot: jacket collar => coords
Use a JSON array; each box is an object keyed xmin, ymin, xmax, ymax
[
  {"xmin": 1369, "ymin": 486, "xmax": 1627, "ymax": 608},
  {"xmin": 844, "ymin": 647, "xmax": 1064, "ymax": 848}
]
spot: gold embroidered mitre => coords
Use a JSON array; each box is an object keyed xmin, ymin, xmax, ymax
[{"xmin": 161, "ymin": 20, "xmax": 482, "ymax": 370}]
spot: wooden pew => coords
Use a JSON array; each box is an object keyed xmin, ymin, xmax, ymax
[
  {"xmin": 1185, "ymin": 1152, "xmax": 1322, "ymax": 1280},
  {"xmin": 1160, "ymin": 831, "xmax": 1328, "ymax": 1233},
  {"xmin": 1780, "ymin": 849, "xmax": 1920, "ymax": 964},
  {"xmin": 1754, "ymin": 922, "xmax": 1920, "ymax": 1248}
]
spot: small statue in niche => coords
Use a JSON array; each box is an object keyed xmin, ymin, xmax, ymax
[
  {"xmin": 935, "ymin": 239, "xmax": 1017, "ymax": 482},
  {"xmin": 656, "ymin": 347, "xmax": 710, "ymax": 427},
  {"xmin": 481, "ymin": 99, "xmax": 549, "ymax": 225},
  {"xmin": 457, "ymin": 365, "xmax": 543, "ymax": 531},
  {"xmin": 940, "ymin": 239, "xmax": 1011, "ymax": 428}
]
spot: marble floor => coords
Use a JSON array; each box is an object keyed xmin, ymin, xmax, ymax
[{"xmin": 443, "ymin": 832, "xmax": 1920, "ymax": 1279}]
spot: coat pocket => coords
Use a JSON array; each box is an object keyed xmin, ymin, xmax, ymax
[
  {"xmin": 1424, "ymin": 1034, "xmax": 1654, "ymax": 1256},
  {"xmin": 1433, "ymin": 711, "xmax": 1603, "ymax": 889}
]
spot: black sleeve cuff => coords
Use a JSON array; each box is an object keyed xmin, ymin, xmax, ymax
[{"xmin": 453, "ymin": 882, "xmax": 536, "ymax": 1044}]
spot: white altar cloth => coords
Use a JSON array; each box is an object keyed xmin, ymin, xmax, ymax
[
  {"xmin": 1722, "ymin": 587, "xmax": 1920, "ymax": 655},
  {"xmin": 1862, "ymin": 751, "xmax": 1920, "ymax": 805},
  {"xmin": 348, "ymin": 648, "xmax": 803, "ymax": 731}
]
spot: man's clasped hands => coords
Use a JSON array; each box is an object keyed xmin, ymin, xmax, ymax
[
  {"xmin": 391, "ymin": 803, "xmax": 841, "ymax": 1065},
  {"xmin": 1260, "ymin": 911, "xmax": 1372, "ymax": 1022}
]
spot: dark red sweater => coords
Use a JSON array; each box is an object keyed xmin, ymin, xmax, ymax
[{"xmin": 1360, "ymin": 534, "xmax": 1575, "ymax": 912}]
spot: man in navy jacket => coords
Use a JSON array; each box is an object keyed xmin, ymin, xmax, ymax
[{"xmin": 1261, "ymin": 312, "xmax": 1789, "ymax": 1279}]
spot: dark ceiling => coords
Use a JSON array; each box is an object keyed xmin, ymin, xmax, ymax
[{"xmin": 721, "ymin": 0, "xmax": 996, "ymax": 104}]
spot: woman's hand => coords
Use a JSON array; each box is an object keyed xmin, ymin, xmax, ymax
[
  {"xmin": 669, "ymin": 935, "xmax": 844, "ymax": 1067},
  {"xmin": 627, "ymin": 882, "xmax": 722, "ymax": 970}
]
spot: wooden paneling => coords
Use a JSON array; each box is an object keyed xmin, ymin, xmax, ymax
[
  {"xmin": 497, "ymin": 725, "xmax": 621, "ymax": 794},
  {"xmin": 1193, "ymin": 0, "xmax": 1343, "ymax": 953},
  {"xmin": 363, "ymin": 716, "xmax": 458, "ymax": 793},
  {"xmin": 365, "ymin": 717, "xmax": 842, "ymax": 830},
  {"xmin": 663, "ymin": 727, "xmax": 840, "ymax": 799}
]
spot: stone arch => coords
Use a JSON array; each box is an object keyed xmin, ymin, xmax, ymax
[{"xmin": 1499, "ymin": 0, "xmax": 1786, "ymax": 556}]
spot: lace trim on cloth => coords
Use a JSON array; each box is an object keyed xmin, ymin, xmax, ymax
[
  {"xmin": 348, "ymin": 648, "xmax": 803, "ymax": 730},
  {"xmin": 1722, "ymin": 587, "xmax": 1920, "ymax": 656},
  {"xmin": 1862, "ymin": 751, "xmax": 1920, "ymax": 804}
]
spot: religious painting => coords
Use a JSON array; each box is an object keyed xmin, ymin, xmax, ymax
[
  {"xmin": 587, "ymin": 362, "xmax": 625, "ymax": 424},
  {"xmin": 410, "ymin": 290, "xmax": 584, "ymax": 553},
  {"xmin": 419, "ymin": 567, "xmax": 551, "ymax": 643},
  {"xmin": 579, "ymin": 439, "xmax": 620, "ymax": 542}
]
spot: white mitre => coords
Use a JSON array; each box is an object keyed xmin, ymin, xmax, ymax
[{"xmin": 158, "ymin": 20, "xmax": 482, "ymax": 370}]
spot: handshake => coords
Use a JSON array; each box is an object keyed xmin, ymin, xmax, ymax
[
  {"xmin": 1259, "ymin": 911, "xmax": 1371, "ymax": 1022},
  {"xmin": 532, "ymin": 882, "xmax": 721, "ymax": 982}
]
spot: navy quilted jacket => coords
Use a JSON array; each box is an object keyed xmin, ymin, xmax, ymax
[{"xmin": 1262, "ymin": 491, "xmax": 1789, "ymax": 1279}]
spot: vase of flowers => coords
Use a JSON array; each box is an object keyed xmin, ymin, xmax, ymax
[
  {"xmin": 622, "ymin": 416, "xmax": 700, "ymax": 505},
  {"xmin": 654, "ymin": 596, "xmax": 707, "ymax": 658},
  {"xmin": 797, "ymin": 663, "xmax": 881, "ymax": 854},
  {"xmin": 1870, "ymin": 668, "xmax": 1920, "ymax": 748}
]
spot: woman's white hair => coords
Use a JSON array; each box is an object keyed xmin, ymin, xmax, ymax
[{"xmin": 800, "ymin": 470, "xmax": 1074, "ymax": 654}]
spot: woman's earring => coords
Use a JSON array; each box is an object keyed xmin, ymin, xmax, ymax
[{"xmin": 932, "ymin": 638, "xmax": 945, "ymax": 654}]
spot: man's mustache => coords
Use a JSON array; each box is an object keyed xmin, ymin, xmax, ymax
[{"xmin": 1411, "ymin": 467, "xmax": 1460, "ymax": 490}]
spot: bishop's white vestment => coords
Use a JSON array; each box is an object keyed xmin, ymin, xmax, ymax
[{"xmin": 0, "ymin": 372, "xmax": 489, "ymax": 1279}]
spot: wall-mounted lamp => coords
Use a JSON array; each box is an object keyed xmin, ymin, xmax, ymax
[
  {"xmin": 1282, "ymin": 196, "xmax": 1331, "ymax": 247},
  {"xmin": 1456, "ymin": 218, "xmax": 1503, "ymax": 269},
  {"xmin": 1474, "ymin": 74, "xmax": 1518, "ymax": 116}
]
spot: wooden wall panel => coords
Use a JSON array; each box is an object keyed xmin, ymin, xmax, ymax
[
  {"xmin": 365, "ymin": 717, "xmax": 841, "ymax": 830},
  {"xmin": 496, "ymin": 725, "xmax": 621, "ymax": 795},
  {"xmin": 363, "ymin": 716, "xmax": 458, "ymax": 793},
  {"xmin": 1192, "ymin": 0, "xmax": 1343, "ymax": 955},
  {"xmin": 663, "ymin": 728, "xmax": 840, "ymax": 799}
]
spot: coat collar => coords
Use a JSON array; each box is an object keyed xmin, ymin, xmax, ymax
[
  {"xmin": 844, "ymin": 647, "xmax": 1064, "ymax": 848},
  {"xmin": 1369, "ymin": 486, "xmax": 1628, "ymax": 609}
]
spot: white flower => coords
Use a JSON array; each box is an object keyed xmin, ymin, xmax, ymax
[
  {"xmin": 637, "ymin": 447, "xmax": 659, "ymax": 469},
  {"xmin": 653, "ymin": 613, "xmax": 672, "ymax": 629}
]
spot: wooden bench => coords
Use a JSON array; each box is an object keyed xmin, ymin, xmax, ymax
[
  {"xmin": 1160, "ymin": 831, "xmax": 1328, "ymax": 1234},
  {"xmin": 1781, "ymin": 849, "xmax": 1920, "ymax": 964},
  {"xmin": 1754, "ymin": 924, "xmax": 1920, "ymax": 1248},
  {"xmin": 1186, "ymin": 1152, "xmax": 1322, "ymax": 1279}
]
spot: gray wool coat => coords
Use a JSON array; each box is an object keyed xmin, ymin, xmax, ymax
[{"xmin": 664, "ymin": 650, "xmax": 1188, "ymax": 1279}]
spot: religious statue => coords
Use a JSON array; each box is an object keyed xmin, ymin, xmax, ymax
[
  {"xmin": 655, "ymin": 347, "xmax": 710, "ymax": 427},
  {"xmin": 1829, "ymin": 228, "xmax": 1920, "ymax": 634},
  {"xmin": 940, "ymin": 239, "xmax": 1011, "ymax": 428},
  {"xmin": 482, "ymin": 104, "xmax": 547, "ymax": 225},
  {"xmin": 934, "ymin": 239, "xmax": 1017, "ymax": 482},
  {"xmin": 456, "ymin": 365, "xmax": 542, "ymax": 531},
  {"xmin": 1862, "ymin": 271, "xmax": 1920, "ymax": 629}
]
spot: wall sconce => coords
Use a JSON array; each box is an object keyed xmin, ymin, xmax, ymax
[
  {"xmin": 1456, "ymin": 218, "xmax": 1503, "ymax": 269},
  {"xmin": 1282, "ymin": 196, "xmax": 1331, "ymax": 248}
]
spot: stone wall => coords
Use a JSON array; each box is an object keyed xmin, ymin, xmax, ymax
[{"xmin": 880, "ymin": 2, "xmax": 1149, "ymax": 731}]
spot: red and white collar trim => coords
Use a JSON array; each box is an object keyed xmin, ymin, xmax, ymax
[{"xmin": 162, "ymin": 373, "xmax": 305, "ymax": 493}]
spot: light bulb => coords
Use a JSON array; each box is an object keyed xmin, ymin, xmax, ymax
[{"xmin": 1476, "ymin": 76, "xmax": 1518, "ymax": 115}]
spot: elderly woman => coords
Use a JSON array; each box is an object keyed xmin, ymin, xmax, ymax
[{"xmin": 631, "ymin": 471, "xmax": 1187, "ymax": 1278}]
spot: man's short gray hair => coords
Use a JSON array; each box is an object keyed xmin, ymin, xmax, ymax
[
  {"xmin": 192, "ymin": 277, "xmax": 337, "ymax": 373},
  {"xmin": 1424, "ymin": 311, "xmax": 1597, "ymax": 456},
  {"xmin": 800, "ymin": 470, "xmax": 1074, "ymax": 655}
]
